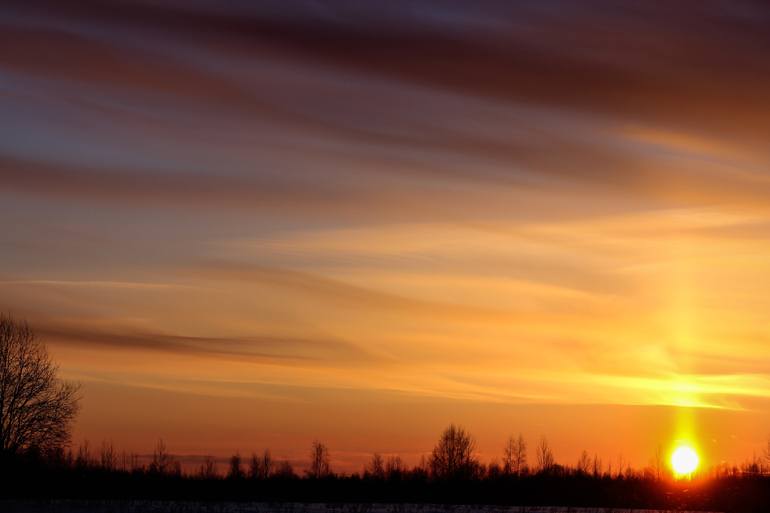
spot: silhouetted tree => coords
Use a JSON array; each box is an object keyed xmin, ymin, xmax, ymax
[
  {"xmin": 249, "ymin": 449, "xmax": 273, "ymax": 479},
  {"xmin": 514, "ymin": 434, "xmax": 527, "ymax": 475},
  {"xmin": 227, "ymin": 452, "xmax": 244, "ymax": 480},
  {"xmin": 429, "ymin": 424, "xmax": 478, "ymax": 480},
  {"xmin": 249, "ymin": 452, "xmax": 260, "ymax": 479},
  {"xmin": 536, "ymin": 436, "xmax": 555, "ymax": 473},
  {"xmin": 366, "ymin": 452, "xmax": 385, "ymax": 479},
  {"xmin": 502, "ymin": 436, "xmax": 515, "ymax": 475},
  {"xmin": 742, "ymin": 452, "xmax": 763, "ymax": 475},
  {"xmin": 487, "ymin": 460, "xmax": 502, "ymax": 478},
  {"xmin": 591, "ymin": 453, "xmax": 602, "ymax": 477},
  {"xmin": 150, "ymin": 438, "xmax": 177, "ymax": 475},
  {"xmin": 576, "ymin": 449, "xmax": 591, "ymax": 475},
  {"xmin": 651, "ymin": 444, "xmax": 664, "ymax": 480},
  {"xmin": 762, "ymin": 438, "xmax": 770, "ymax": 474},
  {"xmin": 502, "ymin": 433, "xmax": 527, "ymax": 476},
  {"xmin": 118, "ymin": 450, "xmax": 129, "ymax": 471},
  {"xmin": 76, "ymin": 440, "xmax": 92, "ymax": 469},
  {"xmin": 0, "ymin": 315, "xmax": 80, "ymax": 455},
  {"xmin": 411, "ymin": 455, "xmax": 429, "ymax": 481},
  {"xmin": 385, "ymin": 455, "xmax": 404, "ymax": 480},
  {"xmin": 128, "ymin": 451, "xmax": 142, "ymax": 473},
  {"xmin": 100, "ymin": 440, "xmax": 117, "ymax": 471},
  {"xmin": 307, "ymin": 440, "xmax": 331, "ymax": 478},
  {"xmin": 273, "ymin": 459, "xmax": 296, "ymax": 479},
  {"xmin": 198, "ymin": 455, "xmax": 218, "ymax": 479}
]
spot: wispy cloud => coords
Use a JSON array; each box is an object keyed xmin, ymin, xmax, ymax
[
  {"xmin": 39, "ymin": 323, "xmax": 380, "ymax": 364},
  {"xmin": 3, "ymin": 0, "xmax": 770, "ymax": 468}
]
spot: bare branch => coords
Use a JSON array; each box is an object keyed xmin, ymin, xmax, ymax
[{"xmin": 0, "ymin": 315, "xmax": 80, "ymax": 455}]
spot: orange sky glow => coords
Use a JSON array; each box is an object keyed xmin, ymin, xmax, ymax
[{"xmin": 2, "ymin": 0, "xmax": 770, "ymax": 473}]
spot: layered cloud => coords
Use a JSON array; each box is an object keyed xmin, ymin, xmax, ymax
[{"xmin": 2, "ymin": 0, "xmax": 770, "ymax": 469}]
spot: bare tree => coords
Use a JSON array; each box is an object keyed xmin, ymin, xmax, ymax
[
  {"xmin": 592, "ymin": 453, "xmax": 602, "ymax": 478},
  {"xmin": 367, "ymin": 452, "xmax": 385, "ymax": 479},
  {"xmin": 429, "ymin": 424, "xmax": 478, "ymax": 480},
  {"xmin": 413, "ymin": 454, "xmax": 429, "ymax": 479},
  {"xmin": 249, "ymin": 449, "xmax": 273, "ymax": 479},
  {"xmin": 128, "ymin": 452, "xmax": 142, "ymax": 473},
  {"xmin": 762, "ymin": 438, "xmax": 770, "ymax": 475},
  {"xmin": 576, "ymin": 449, "xmax": 591, "ymax": 475},
  {"xmin": 199, "ymin": 455, "xmax": 218, "ymax": 479},
  {"xmin": 262, "ymin": 449, "xmax": 274, "ymax": 478},
  {"xmin": 273, "ymin": 460, "xmax": 296, "ymax": 479},
  {"xmin": 385, "ymin": 455, "xmax": 404, "ymax": 479},
  {"xmin": 0, "ymin": 315, "xmax": 80, "ymax": 454},
  {"xmin": 100, "ymin": 440, "xmax": 117, "ymax": 471},
  {"xmin": 150, "ymin": 438, "xmax": 176, "ymax": 475},
  {"xmin": 511, "ymin": 434, "xmax": 527, "ymax": 476},
  {"xmin": 502, "ymin": 436, "xmax": 516, "ymax": 475},
  {"xmin": 228, "ymin": 452, "xmax": 244, "ymax": 480},
  {"xmin": 743, "ymin": 452, "xmax": 762, "ymax": 475},
  {"xmin": 76, "ymin": 439, "xmax": 92, "ymax": 469},
  {"xmin": 536, "ymin": 437, "xmax": 555, "ymax": 473},
  {"xmin": 118, "ymin": 450, "xmax": 129, "ymax": 472},
  {"xmin": 249, "ymin": 452, "xmax": 260, "ymax": 479},
  {"xmin": 651, "ymin": 444, "xmax": 664, "ymax": 480},
  {"xmin": 307, "ymin": 440, "xmax": 331, "ymax": 478}
]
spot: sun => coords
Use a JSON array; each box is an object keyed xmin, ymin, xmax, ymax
[{"xmin": 671, "ymin": 445, "xmax": 699, "ymax": 476}]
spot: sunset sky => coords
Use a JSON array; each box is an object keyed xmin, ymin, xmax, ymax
[{"xmin": 3, "ymin": 0, "xmax": 770, "ymax": 472}]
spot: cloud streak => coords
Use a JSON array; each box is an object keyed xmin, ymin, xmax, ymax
[
  {"xmin": 39, "ymin": 323, "xmax": 378, "ymax": 366},
  {"xmin": 4, "ymin": 1, "xmax": 770, "ymax": 219},
  {"xmin": 3, "ymin": 0, "xmax": 770, "ymax": 468}
]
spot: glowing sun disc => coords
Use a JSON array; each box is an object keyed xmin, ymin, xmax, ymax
[{"xmin": 671, "ymin": 445, "xmax": 699, "ymax": 475}]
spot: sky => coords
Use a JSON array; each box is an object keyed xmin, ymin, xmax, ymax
[{"xmin": 3, "ymin": 0, "xmax": 770, "ymax": 473}]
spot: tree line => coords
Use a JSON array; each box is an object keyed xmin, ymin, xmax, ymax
[
  {"xmin": 29, "ymin": 424, "xmax": 770, "ymax": 483},
  {"xmin": 4, "ymin": 431, "xmax": 770, "ymax": 512},
  {"xmin": 3, "ymin": 314, "xmax": 770, "ymax": 511}
]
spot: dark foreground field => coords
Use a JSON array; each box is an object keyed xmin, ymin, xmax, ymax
[
  {"xmin": 3, "ymin": 449, "xmax": 767, "ymax": 512},
  {"xmin": 0, "ymin": 503, "xmax": 724, "ymax": 513}
]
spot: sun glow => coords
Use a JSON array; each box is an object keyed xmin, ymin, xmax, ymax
[{"xmin": 671, "ymin": 445, "xmax": 699, "ymax": 476}]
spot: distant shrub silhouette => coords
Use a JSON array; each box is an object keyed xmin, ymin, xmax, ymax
[
  {"xmin": 273, "ymin": 459, "xmax": 296, "ymax": 479},
  {"xmin": 0, "ymin": 315, "xmax": 80, "ymax": 455}
]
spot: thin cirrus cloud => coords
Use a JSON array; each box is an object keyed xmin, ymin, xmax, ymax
[
  {"xmin": 37, "ymin": 323, "xmax": 380, "ymax": 366},
  {"xmin": 3, "ymin": 0, "xmax": 770, "ymax": 468},
  {"xmin": 3, "ymin": 1, "xmax": 770, "ymax": 217}
]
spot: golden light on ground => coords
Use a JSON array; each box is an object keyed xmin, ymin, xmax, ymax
[{"xmin": 671, "ymin": 445, "xmax": 699, "ymax": 477}]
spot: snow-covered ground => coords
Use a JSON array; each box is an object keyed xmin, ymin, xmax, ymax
[{"xmin": 0, "ymin": 502, "xmax": 723, "ymax": 513}]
